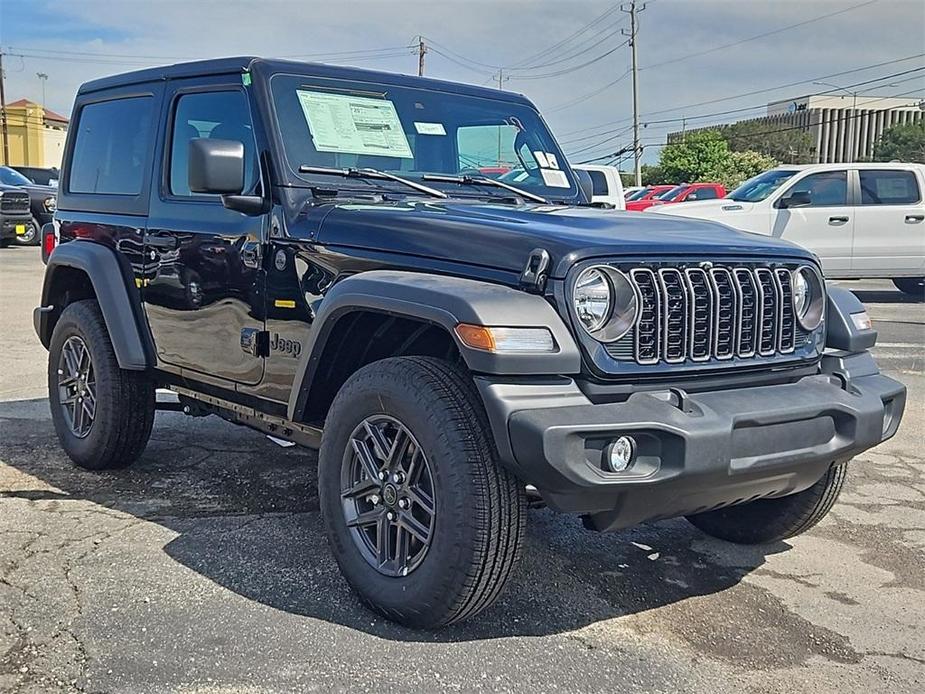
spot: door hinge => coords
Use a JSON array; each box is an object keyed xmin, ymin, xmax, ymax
[
  {"xmin": 241, "ymin": 328, "xmax": 269, "ymax": 357},
  {"xmin": 519, "ymin": 247, "xmax": 550, "ymax": 294}
]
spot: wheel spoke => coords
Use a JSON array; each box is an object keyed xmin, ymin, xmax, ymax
[
  {"xmin": 376, "ymin": 514, "xmax": 391, "ymax": 568},
  {"xmin": 351, "ymin": 438, "xmax": 382, "ymax": 483},
  {"xmin": 393, "ymin": 525, "xmax": 410, "ymax": 570},
  {"xmin": 398, "ymin": 510, "xmax": 431, "ymax": 544},
  {"xmin": 346, "ymin": 507, "xmax": 381, "ymax": 529},
  {"xmin": 341, "ymin": 476, "xmax": 379, "ymax": 500},
  {"xmin": 405, "ymin": 486, "xmax": 435, "ymax": 516},
  {"xmin": 387, "ymin": 426, "xmax": 409, "ymax": 466},
  {"xmin": 62, "ymin": 344, "xmax": 80, "ymax": 378},
  {"xmin": 363, "ymin": 419, "xmax": 391, "ymax": 462}
]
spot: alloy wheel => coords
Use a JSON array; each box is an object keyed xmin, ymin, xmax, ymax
[
  {"xmin": 57, "ymin": 335, "xmax": 96, "ymax": 438},
  {"xmin": 341, "ymin": 415, "xmax": 436, "ymax": 577}
]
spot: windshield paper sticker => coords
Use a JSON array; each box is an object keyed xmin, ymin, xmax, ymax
[
  {"xmin": 541, "ymin": 169, "xmax": 570, "ymax": 188},
  {"xmin": 414, "ymin": 122, "xmax": 446, "ymax": 136},
  {"xmin": 545, "ymin": 153, "xmax": 559, "ymax": 170},
  {"xmin": 297, "ymin": 90, "xmax": 413, "ymax": 159},
  {"xmin": 533, "ymin": 151, "xmax": 549, "ymax": 168}
]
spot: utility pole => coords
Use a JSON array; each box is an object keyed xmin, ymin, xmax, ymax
[
  {"xmin": 417, "ymin": 36, "xmax": 426, "ymax": 77},
  {"xmin": 37, "ymin": 72, "xmax": 48, "ymax": 108},
  {"xmin": 622, "ymin": 2, "xmax": 645, "ymax": 186},
  {"xmin": 496, "ymin": 67, "xmax": 505, "ymax": 164},
  {"xmin": 0, "ymin": 51, "xmax": 10, "ymax": 166}
]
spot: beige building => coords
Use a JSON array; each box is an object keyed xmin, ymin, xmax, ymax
[
  {"xmin": 0, "ymin": 99, "xmax": 70, "ymax": 168},
  {"xmin": 669, "ymin": 94, "xmax": 924, "ymax": 164}
]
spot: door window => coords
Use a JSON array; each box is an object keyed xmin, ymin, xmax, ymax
[
  {"xmin": 69, "ymin": 96, "xmax": 154, "ymax": 195},
  {"xmin": 859, "ymin": 170, "xmax": 920, "ymax": 205},
  {"xmin": 169, "ymin": 90, "xmax": 258, "ymax": 197},
  {"xmin": 587, "ymin": 170, "xmax": 608, "ymax": 196},
  {"xmin": 785, "ymin": 171, "xmax": 847, "ymax": 207},
  {"xmin": 688, "ymin": 187, "xmax": 719, "ymax": 200}
]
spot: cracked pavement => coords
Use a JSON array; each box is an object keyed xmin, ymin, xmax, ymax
[{"xmin": 1, "ymin": 248, "xmax": 923, "ymax": 693}]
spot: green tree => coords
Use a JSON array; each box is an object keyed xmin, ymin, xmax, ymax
[
  {"xmin": 639, "ymin": 163, "xmax": 667, "ymax": 185},
  {"xmin": 724, "ymin": 150, "xmax": 779, "ymax": 189},
  {"xmin": 717, "ymin": 120, "xmax": 814, "ymax": 163},
  {"xmin": 873, "ymin": 121, "xmax": 925, "ymax": 163},
  {"xmin": 658, "ymin": 131, "xmax": 731, "ymax": 183}
]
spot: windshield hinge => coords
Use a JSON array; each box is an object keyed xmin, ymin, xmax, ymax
[{"xmin": 519, "ymin": 248, "xmax": 550, "ymax": 294}]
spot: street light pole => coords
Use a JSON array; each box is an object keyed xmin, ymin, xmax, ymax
[{"xmin": 36, "ymin": 72, "xmax": 48, "ymax": 108}]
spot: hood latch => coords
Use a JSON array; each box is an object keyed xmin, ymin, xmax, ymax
[{"xmin": 519, "ymin": 248, "xmax": 550, "ymax": 294}]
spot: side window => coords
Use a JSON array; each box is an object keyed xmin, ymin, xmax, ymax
[
  {"xmin": 169, "ymin": 90, "xmax": 258, "ymax": 197},
  {"xmin": 587, "ymin": 170, "xmax": 608, "ymax": 197},
  {"xmin": 69, "ymin": 96, "xmax": 154, "ymax": 195},
  {"xmin": 689, "ymin": 187, "xmax": 718, "ymax": 200},
  {"xmin": 859, "ymin": 170, "xmax": 920, "ymax": 205},
  {"xmin": 786, "ymin": 171, "xmax": 847, "ymax": 207}
]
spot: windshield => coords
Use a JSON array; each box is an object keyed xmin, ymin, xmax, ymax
[
  {"xmin": 626, "ymin": 187, "xmax": 652, "ymax": 201},
  {"xmin": 269, "ymin": 73, "xmax": 579, "ymax": 201},
  {"xmin": 658, "ymin": 185, "xmax": 688, "ymax": 200},
  {"xmin": 0, "ymin": 166, "xmax": 32, "ymax": 187},
  {"xmin": 727, "ymin": 169, "xmax": 798, "ymax": 202}
]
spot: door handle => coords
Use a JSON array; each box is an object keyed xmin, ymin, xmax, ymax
[
  {"xmin": 905, "ymin": 214, "xmax": 924, "ymax": 223},
  {"xmin": 147, "ymin": 234, "xmax": 179, "ymax": 250},
  {"xmin": 828, "ymin": 216, "xmax": 849, "ymax": 225}
]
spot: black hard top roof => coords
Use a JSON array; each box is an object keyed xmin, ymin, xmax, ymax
[{"xmin": 77, "ymin": 56, "xmax": 531, "ymax": 106}]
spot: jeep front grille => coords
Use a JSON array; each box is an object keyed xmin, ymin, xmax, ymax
[
  {"xmin": 606, "ymin": 262, "xmax": 809, "ymax": 366},
  {"xmin": 0, "ymin": 192, "xmax": 30, "ymax": 214}
]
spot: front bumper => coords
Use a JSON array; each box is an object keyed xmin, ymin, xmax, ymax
[
  {"xmin": 477, "ymin": 358, "xmax": 905, "ymax": 531},
  {"xmin": 1, "ymin": 214, "xmax": 32, "ymax": 241}
]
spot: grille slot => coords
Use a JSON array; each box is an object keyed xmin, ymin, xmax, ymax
[
  {"xmin": 617, "ymin": 262, "xmax": 810, "ymax": 366},
  {"xmin": 0, "ymin": 192, "xmax": 30, "ymax": 214}
]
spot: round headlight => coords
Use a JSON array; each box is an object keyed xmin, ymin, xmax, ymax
[
  {"xmin": 791, "ymin": 266, "xmax": 825, "ymax": 331},
  {"xmin": 574, "ymin": 267, "xmax": 611, "ymax": 332},
  {"xmin": 44, "ymin": 196, "xmax": 57, "ymax": 212},
  {"xmin": 573, "ymin": 266, "xmax": 638, "ymax": 342}
]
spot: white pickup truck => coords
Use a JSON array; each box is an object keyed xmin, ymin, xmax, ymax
[
  {"xmin": 573, "ymin": 164, "xmax": 626, "ymax": 210},
  {"xmin": 648, "ymin": 162, "xmax": 925, "ymax": 297}
]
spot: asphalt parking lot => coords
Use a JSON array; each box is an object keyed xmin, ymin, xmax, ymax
[{"xmin": 1, "ymin": 245, "xmax": 923, "ymax": 693}]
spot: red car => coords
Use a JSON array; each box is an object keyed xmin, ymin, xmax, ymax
[
  {"xmin": 624, "ymin": 185, "xmax": 674, "ymax": 211},
  {"xmin": 632, "ymin": 182, "xmax": 727, "ymax": 211}
]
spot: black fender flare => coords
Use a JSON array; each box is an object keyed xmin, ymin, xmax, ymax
[
  {"xmin": 34, "ymin": 241, "xmax": 153, "ymax": 370},
  {"xmin": 825, "ymin": 286, "xmax": 877, "ymax": 352},
  {"xmin": 287, "ymin": 270, "xmax": 580, "ymax": 421}
]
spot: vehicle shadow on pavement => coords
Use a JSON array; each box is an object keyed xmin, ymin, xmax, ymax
[
  {"xmin": 848, "ymin": 289, "xmax": 923, "ymax": 305},
  {"xmin": 0, "ymin": 401, "xmax": 790, "ymax": 643}
]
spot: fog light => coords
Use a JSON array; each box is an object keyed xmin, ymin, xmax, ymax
[{"xmin": 606, "ymin": 436, "xmax": 636, "ymax": 472}]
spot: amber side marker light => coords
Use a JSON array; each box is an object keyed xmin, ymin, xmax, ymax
[{"xmin": 455, "ymin": 324, "xmax": 557, "ymax": 353}]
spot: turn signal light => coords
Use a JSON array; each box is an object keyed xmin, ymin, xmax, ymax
[{"xmin": 455, "ymin": 324, "xmax": 557, "ymax": 353}]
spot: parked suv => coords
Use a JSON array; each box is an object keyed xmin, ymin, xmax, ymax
[
  {"xmin": 36, "ymin": 58, "xmax": 906, "ymax": 628},
  {"xmin": 649, "ymin": 163, "xmax": 925, "ymax": 297}
]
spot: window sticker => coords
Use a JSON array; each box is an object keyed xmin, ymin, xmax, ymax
[
  {"xmin": 541, "ymin": 169, "xmax": 570, "ymax": 188},
  {"xmin": 533, "ymin": 150, "xmax": 549, "ymax": 168},
  {"xmin": 296, "ymin": 90, "xmax": 413, "ymax": 158},
  {"xmin": 545, "ymin": 153, "xmax": 559, "ymax": 170},
  {"xmin": 414, "ymin": 122, "xmax": 446, "ymax": 135}
]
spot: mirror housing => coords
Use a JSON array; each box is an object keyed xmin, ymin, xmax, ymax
[
  {"xmin": 780, "ymin": 190, "xmax": 811, "ymax": 208},
  {"xmin": 189, "ymin": 138, "xmax": 245, "ymax": 195},
  {"xmin": 574, "ymin": 169, "xmax": 594, "ymax": 203}
]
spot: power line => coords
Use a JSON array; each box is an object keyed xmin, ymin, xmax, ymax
[
  {"xmin": 508, "ymin": 5, "xmax": 623, "ymax": 70},
  {"xmin": 558, "ymin": 53, "xmax": 925, "ymax": 138},
  {"xmin": 641, "ymin": 0, "xmax": 879, "ymax": 71}
]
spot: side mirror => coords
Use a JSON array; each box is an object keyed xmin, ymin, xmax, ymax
[
  {"xmin": 574, "ymin": 169, "xmax": 594, "ymax": 202},
  {"xmin": 189, "ymin": 138, "xmax": 245, "ymax": 195},
  {"xmin": 780, "ymin": 190, "xmax": 811, "ymax": 208}
]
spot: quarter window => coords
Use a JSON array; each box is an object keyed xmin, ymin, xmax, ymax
[
  {"xmin": 69, "ymin": 96, "xmax": 154, "ymax": 195},
  {"xmin": 586, "ymin": 170, "xmax": 608, "ymax": 197},
  {"xmin": 169, "ymin": 90, "xmax": 258, "ymax": 197},
  {"xmin": 859, "ymin": 170, "xmax": 920, "ymax": 205},
  {"xmin": 785, "ymin": 171, "xmax": 847, "ymax": 207}
]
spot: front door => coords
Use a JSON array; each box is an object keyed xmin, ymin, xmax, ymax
[
  {"xmin": 143, "ymin": 81, "xmax": 266, "ymax": 385},
  {"xmin": 771, "ymin": 169, "xmax": 853, "ymax": 276}
]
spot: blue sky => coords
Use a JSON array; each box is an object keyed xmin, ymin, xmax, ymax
[{"xmin": 2, "ymin": 0, "xmax": 923, "ymax": 166}]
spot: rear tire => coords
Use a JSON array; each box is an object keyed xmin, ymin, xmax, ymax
[
  {"xmin": 48, "ymin": 300, "xmax": 155, "ymax": 470},
  {"xmin": 686, "ymin": 463, "xmax": 847, "ymax": 544},
  {"xmin": 319, "ymin": 356, "xmax": 526, "ymax": 628},
  {"xmin": 893, "ymin": 277, "xmax": 924, "ymax": 300}
]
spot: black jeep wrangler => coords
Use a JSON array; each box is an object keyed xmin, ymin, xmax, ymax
[{"xmin": 35, "ymin": 57, "xmax": 905, "ymax": 628}]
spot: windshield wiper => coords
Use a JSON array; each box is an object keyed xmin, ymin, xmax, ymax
[
  {"xmin": 298, "ymin": 165, "xmax": 447, "ymax": 199},
  {"xmin": 421, "ymin": 174, "xmax": 548, "ymax": 204}
]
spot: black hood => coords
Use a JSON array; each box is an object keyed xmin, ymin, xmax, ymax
[{"xmin": 310, "ymin": 198, "xmax": 815, "ymax": 278}]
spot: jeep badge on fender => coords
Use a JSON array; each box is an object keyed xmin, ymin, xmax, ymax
[{"xmin": 33, "ymin": 57, "xmax": 906, "ymax": 630}]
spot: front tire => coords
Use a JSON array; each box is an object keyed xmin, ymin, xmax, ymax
[
  {"xmin": 48, "ymin": 300, "xmax": 155, "ymax": 470},
  {"xmin": 686, "ymin": 463, "xmax": 847, "ymax": 544},
  {"xmin": 893, "ymin": 277, "xmax": 924, "ymax": 300},
  {"xmin": 14, "ymin": 217, "xmax": 40, "ymax": 246},
  {"xmin": 319, "ymin": 356, "xmax": 526, "ymax": 628}
]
